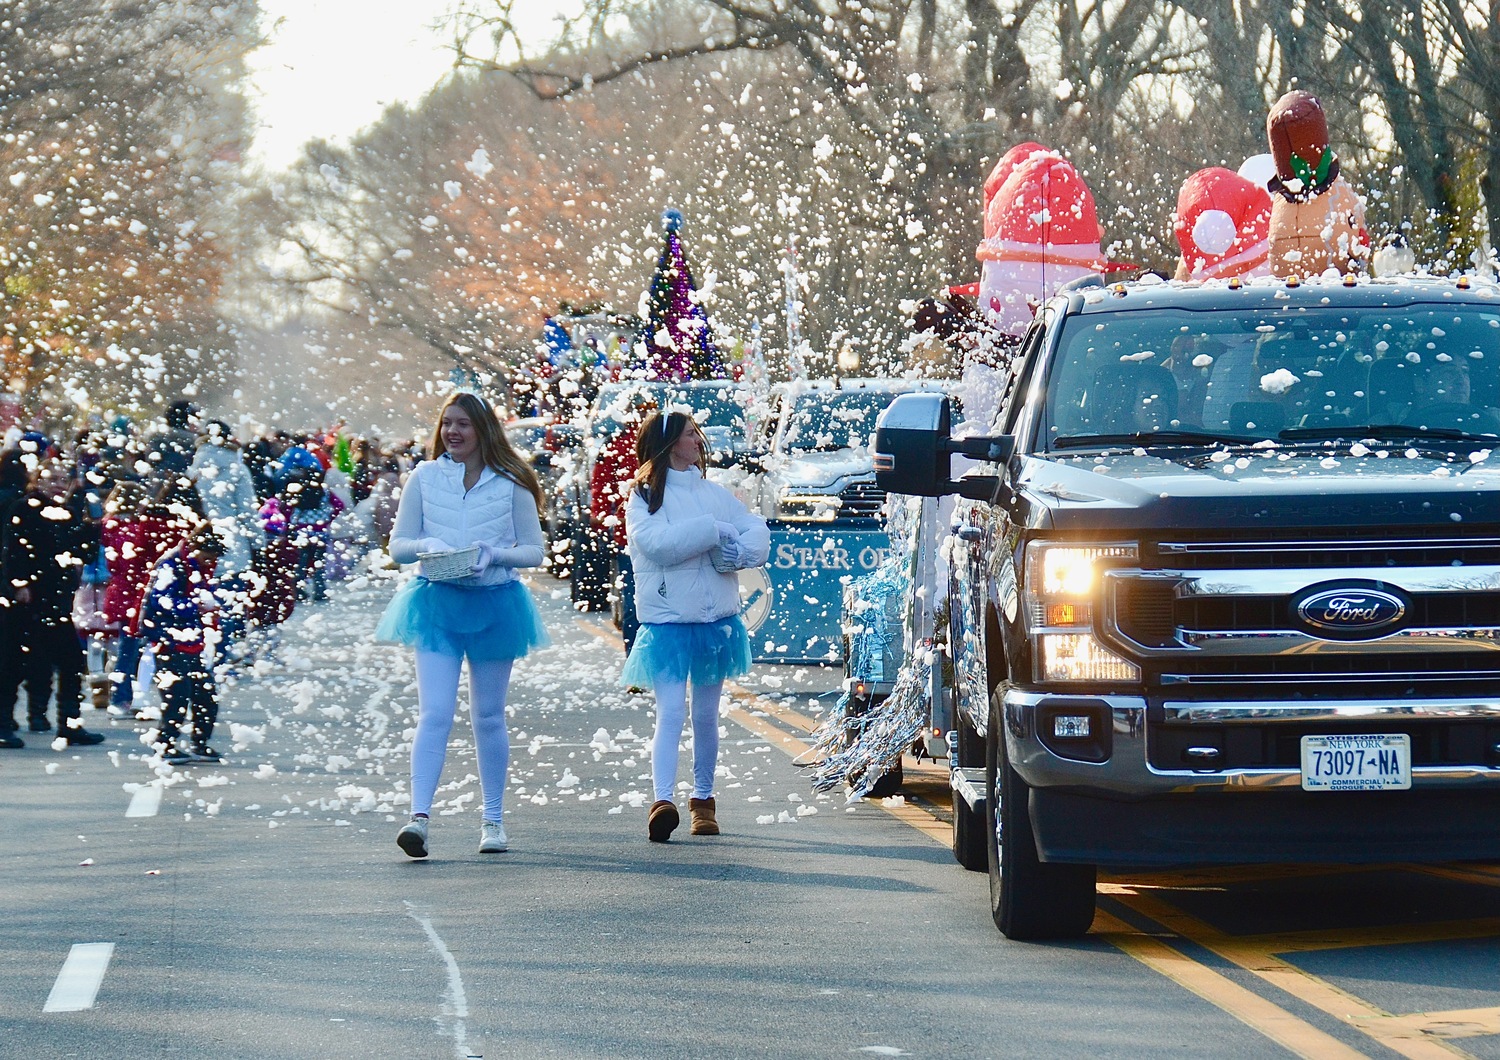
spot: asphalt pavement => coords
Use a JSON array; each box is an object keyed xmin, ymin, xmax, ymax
[{"xmin": 3, "ymin": 562, "xmax": 1498, "ymax": 1059}]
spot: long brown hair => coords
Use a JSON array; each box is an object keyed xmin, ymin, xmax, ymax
[
  {"xmin": 632, "ymin": 410, "xmax": 704, "ymax": 514},
  {"xmin": 429, "ymin": 392, "xmax": 545, "ymax": 513}
]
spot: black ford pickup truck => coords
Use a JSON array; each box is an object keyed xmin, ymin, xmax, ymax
[{"xmin": 875, "ymin": 276, "xmax": 1500, "ymax": 939}]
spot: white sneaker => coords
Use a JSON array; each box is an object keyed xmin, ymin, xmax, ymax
[
  {"xmin": 396, "ymin": 817, "xmax": 429, "ymax": 859},
  {"xmin": 478, "ymin": 820, "xmax": 508, "ymax": 853}
]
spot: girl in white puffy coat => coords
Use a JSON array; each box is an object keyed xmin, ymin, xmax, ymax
[
  {"xmin": 376, "ymin": 392, "xmax": 550, "ymax": 859},
  {"xmin": 622, "ymin": 410, "xmax": 769, "ymax": 842}
]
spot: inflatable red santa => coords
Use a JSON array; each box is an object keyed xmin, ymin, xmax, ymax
[
  {"xmin": 977, "ymin": 151, "xmax": 1106, "ymax": 335},
  {"xmin": 1173, "ymin": 167, "xmax": 1273, "ymax": 280},
  {"xmin": 1264, "ymin": 90, "xmax": 1368, "ymax": 276}
]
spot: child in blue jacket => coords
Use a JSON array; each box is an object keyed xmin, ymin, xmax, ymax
[{"xmin": 140, "ymin": 526, "xmax": 226, "ymax": 765}]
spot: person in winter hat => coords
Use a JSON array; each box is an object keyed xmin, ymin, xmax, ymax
[
  {"xmin": 376, "ymin": 392, "xmax": 550, "ymax": 859},
  {"xmin": 622, "ymin": 409, "xmax": 770, "ymax": 842},
  {"xmin": 1265, "ymin": 90, "xmax": 1368, "ymax": 276},
  {"xmin": 977, "ymin": 151, "xmax": 1107, "ymax": 336},
  {"xmin": 139, "ymin": 525, "xmax": 226, "ymax": 765},
  {"xmin": 260, "ymin": 468, "xmax": 344, "ymax": 603},
  {"xmin": 0, "ymin": 458, "xmax": 106, "ymax": 745},
  {"xmin": 1173, "ymin": 167, "xmax": 1273, "ymax": 280}
]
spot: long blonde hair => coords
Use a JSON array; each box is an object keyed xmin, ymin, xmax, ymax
[{"xmin": 429, "ymin": 392, "xmax": 545, "ymax": 513}]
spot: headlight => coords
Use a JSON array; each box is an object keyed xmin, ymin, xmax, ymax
[
  {"xmin": 1039, "ymin": 633, "xmax": 1139, "ymax": 683},
  {"xmin": 776, "ymin": 489, "xmax": 842, "ymax": 521},
  {"xmin": 1024, "ymin": 542, "xmax": 1139, "ymax": 683}
]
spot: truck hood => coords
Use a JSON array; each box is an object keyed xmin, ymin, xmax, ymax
[
  {"xmin": 767, "ymin": 448, "xmax": 872, "ymax": 491},
  {"xmin": 1016, "ymin": 445, "xmax": 1497, "ymax": 533}
]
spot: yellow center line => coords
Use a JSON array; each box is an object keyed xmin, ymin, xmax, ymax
[
  {"xmin": 1228, "ymin": 918, "xmax": 1500, "ymax": 955},
  {"xmin": 1092, "ymin": 911, "xmax": 1371, "ymax": 1060},
  {"xmin": 1112, "ymin": 890, "xmax": 1477, "ymax": 1060},
  {"xmin": 1359, "ymin": 1008, "xmax": 1500, "ymax": 1040}
]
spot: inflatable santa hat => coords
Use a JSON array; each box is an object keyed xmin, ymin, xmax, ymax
[
  {"xmin": 1264, "ymin": 90, "xmax": 1368, "ymax": 276},
  {"xmin": 1173, "ymin": 167, "xmax": 1272, "ymax": 280},
  {"xmin": 977, "ymin": 151, "xmax": 1106, "ymax": 335},
  {"xmin": 982, "ymin": 142, "xmax": 1050, "ymax": 238}
]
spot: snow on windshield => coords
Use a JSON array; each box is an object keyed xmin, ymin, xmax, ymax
[{"xmin": 782, "ymin": 391, "xmax": 897, "ymax": 451}]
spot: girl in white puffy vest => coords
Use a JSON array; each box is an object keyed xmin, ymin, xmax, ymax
[
  {"xmin": 622, "ymin": 410, "xmax": 770, "ymax": 842},
  {"xmin": 376, "ymin": 392, "xmax": 550, "ymax": 859}
]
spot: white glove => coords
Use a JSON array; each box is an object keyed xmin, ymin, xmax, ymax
[
  {"xmin": 711, "ymin": 538, "xmax": 742, "ymax": 573},
  {"xmin": 470, "ymin": 542, "xmax": 501, "ymax": 573},
  {"xmin": 418, "ymin": 537, "xmax": 449, "ymax": 555},
  {"xmin": 714, "ymin": 520, "xmax": 740, "ymax": 544}
]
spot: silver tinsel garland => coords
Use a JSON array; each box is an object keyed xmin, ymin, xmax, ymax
[{"xmin": 809, "ymin": 498, "xmax": 932, "ymax": 799}]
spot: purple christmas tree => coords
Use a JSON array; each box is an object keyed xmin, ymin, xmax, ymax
[{"xmin": 634, "ymin": 208, "xmax": 726, "ymax": 381}]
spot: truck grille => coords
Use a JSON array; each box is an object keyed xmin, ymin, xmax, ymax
[
  {"xmin": 1152, "ymin": 535, "xmax": 1500, "ymax": 569},
  {"xmin": 1107, "ymin": 537, "xmax": 1500, "ymax": 699},
  {"xmin": 837, "ymin": 479, "xmax": 886, "ymax": 519}
]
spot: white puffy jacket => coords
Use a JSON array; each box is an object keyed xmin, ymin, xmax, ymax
[
  {"xmin": 388, "ymin": 455, "xmax": 545, "ymax": 586},
  {"xmin": 627, "ymin": 466, "xmax": 770, "ymax": 625}
]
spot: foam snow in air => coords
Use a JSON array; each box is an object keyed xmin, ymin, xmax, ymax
[
  {"xmin": 464, "ymin": 149, "xmax": 493, "ymax": 179},
  {"xmin": 1260, "ymin": 368, "xmax": 1300, "ymax": 395}
]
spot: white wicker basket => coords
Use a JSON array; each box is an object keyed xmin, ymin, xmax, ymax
[{"xmin": 418, "ymin": 545, "xmax": 480, "ymax": 582}]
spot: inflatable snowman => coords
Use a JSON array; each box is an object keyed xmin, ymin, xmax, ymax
[{"xmin": 977, "ymin": 151, "xmax": 1105, "ymax": 336}]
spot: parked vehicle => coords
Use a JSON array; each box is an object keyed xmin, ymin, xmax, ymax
[
  {"xmin": 875, "ymin": 275, "xmax": 1500, "ymax": 940},
  {"xmin": 745, "ymin": 379, "xmax": 948, "ymax": 523}
]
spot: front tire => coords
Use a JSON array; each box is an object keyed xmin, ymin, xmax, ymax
[{"xmin": 986, "ymin": 695, "xmax": 1096, "ymax": 939}]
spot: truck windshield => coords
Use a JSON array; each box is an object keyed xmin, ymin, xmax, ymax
[
  {"xmin": 782, "ymin": 390, "xmax": 900, "ymax": 451},
  {"xmin": 1043, "ymin": 304, "xmax": 1500, "ymax": 447}
]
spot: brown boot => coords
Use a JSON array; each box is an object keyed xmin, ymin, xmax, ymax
[
  {"xmin": 689, "ymin": 797, "xmax": 719, "ymax": 836},
  {"xmin": 647, "ymin": 800, "xmax": 679, "ymax": 843}
]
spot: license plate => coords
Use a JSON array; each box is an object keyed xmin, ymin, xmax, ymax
[{"xmin": 1300, "ymin": 734, "xmax": 1411, "ymax": 792}]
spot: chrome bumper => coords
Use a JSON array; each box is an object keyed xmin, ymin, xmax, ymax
[{"xmin": 1003, "ymin": 690, "xmax": 1500, "ymax": 796}]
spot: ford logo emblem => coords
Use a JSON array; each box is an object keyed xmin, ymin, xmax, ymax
[{"xmin": 1295, "ymin": 586, "xmax": 1406, "ymax": 635}]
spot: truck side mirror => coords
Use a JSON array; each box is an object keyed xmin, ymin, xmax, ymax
[{"xmin": 873, "ymin": 393, "xmax": 1014, "ymax": 501}]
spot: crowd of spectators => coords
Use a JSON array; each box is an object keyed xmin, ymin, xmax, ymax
[{"xmin": 0, "ymin": 401, "xmax": 414, "ymax": 761}]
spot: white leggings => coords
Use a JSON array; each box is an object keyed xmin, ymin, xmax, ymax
[
  {"xmin": 651, "ymin": 678, "xmax": 723, "ymax": 802},
  {"xmin": 411, "ymin": 650, "xmax": 513, "ymax": 822}
]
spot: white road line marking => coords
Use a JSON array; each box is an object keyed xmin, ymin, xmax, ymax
[
  {"xmin": 404, "ymin": 902, "xmax": 473, "ymax": 1060},
  {"xmin": 44, "ymin": 943, "xmax": 114, "ymax": 1012},
  {"xmin": 125, "ymin": 784, "xmax": 162, "ymax": 818}
]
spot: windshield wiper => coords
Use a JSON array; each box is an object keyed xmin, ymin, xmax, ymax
[
  {"xmin": 1279, "ymin": 424, "xmax": 1498, "ymax": 445},
  {"xmin": 1052, "ymin": 429, "xmax": 1262, "ymax": 450}
]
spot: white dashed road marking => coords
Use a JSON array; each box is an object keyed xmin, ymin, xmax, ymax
[
  {"xmin": 125, "ymin": 784, "xmax": 162, "ymax": 818},
  {"xmin": 44, "ymin": 943, "xmax": 114, "ymax": 1012}
]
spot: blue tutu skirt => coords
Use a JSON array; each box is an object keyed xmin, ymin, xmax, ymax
[
  {"xmin": 375, "ymin": 578, "xmax": 550, "ymax": 661},
  {"xmin": 620, "ymin": 616, "xmax": 751, "ymax": 690}
]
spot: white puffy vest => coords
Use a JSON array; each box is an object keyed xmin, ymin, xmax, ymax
[{"xmin": 402, "ymin": 455, "xmax": 522, "ymax": 586}]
